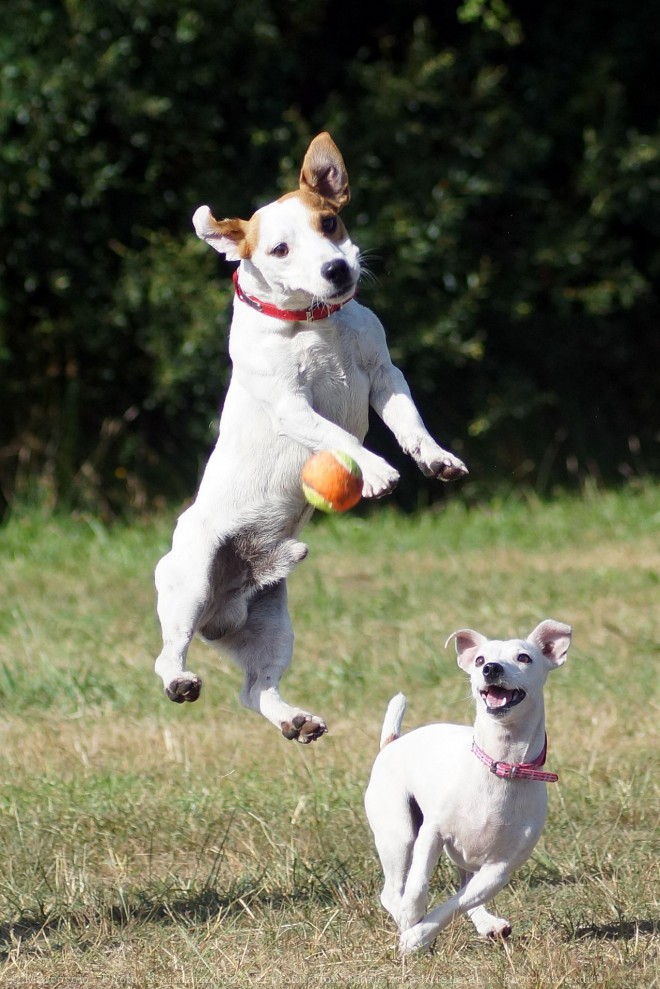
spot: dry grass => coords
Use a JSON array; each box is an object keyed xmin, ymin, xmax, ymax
[{"xmin": 0, "ymin": 486, "xmax": 658, "ymax": 987}]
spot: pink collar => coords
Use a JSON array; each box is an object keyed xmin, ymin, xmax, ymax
[
  {"xmin": 233, "ymin": 270, "xmax": 354, "ymax": 322},
  {"xmin": 471, "ymin": 734, "xmax": 558, "ymax": 783}
]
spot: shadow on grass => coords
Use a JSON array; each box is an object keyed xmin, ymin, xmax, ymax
[
  {"xmin": 574, "ymin": 919, "xmax": 658, "ymax": 941},
  {"xmin": 0, "ymin": 861, "xmax": 374, "ymax": 961}
]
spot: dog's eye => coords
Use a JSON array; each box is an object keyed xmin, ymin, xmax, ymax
[
  {"xmin": 475, "ymin": 655, "xmax": 485, "ymax": 667},
  {"xmin": 517, "ymin": 653, "xmax": 532, "ymax": 664},
  {"xmin": 321, "ymin": 216, "xmax": 338, "ymax": 235},
  {"xmin": 270, "ymin": 243, "xmax": 289, "ymax": 258}
]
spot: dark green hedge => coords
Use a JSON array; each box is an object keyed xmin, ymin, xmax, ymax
[{"xmin": 1, "ymin": 0, "xmax": 658, "ymax": 515}]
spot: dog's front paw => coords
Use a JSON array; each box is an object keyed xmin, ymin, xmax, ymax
[
  {"xmin": 280, "ymin": 713, "xmax": 327, "ymax": 743},
  {"xmin": 399, "ymin": 924, "xmax": 433, "ymax": 955},
  {"xmin": 481, "ymin": 917, "xmax": 512, "ymax": 939},
  {"xmin": 415, "ymin": 441, "xmax": 468, "ymax": 482},
  {"xmin": 165, "ymin": 673, "xmax": 203, "ymax": 704},
  {"xmin": 360, "ymin": 456, "xmax": 400, "ymax": 500}
]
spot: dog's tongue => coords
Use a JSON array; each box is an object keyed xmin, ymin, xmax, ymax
[{"xmin": 484, "ymin": 687, "xmax": 511, "ymax": 708}]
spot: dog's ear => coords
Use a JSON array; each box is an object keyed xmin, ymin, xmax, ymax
[
  {"xmin": 445, "ymin": 629, "xmax": 488, "ymax": 671},
  {"xmin": 193, "ymin": 206, "xmax": 251, "ymax": 260},
  {"xmin": 299, "ymin": 132, "xmax": 350, "ymax": 211},
  {"xmin": 528, "ymin": 620, "xmax": 572, "ymax": 668}
]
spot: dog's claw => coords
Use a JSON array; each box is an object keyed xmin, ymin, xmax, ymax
[
  {"xmin": 415, "ymin": 443, "xmax": 468, "ymax": 481},
  {"xmin": 438, "ymin": 462, "xmax": 468, "ymax": 482},
  {"xmin": 165, "ymin": 674, "xmax": 202, "ymax": 703},
  {"xmin": 281, "ymin": 713, "xmax": 327, "ymax": 742}
]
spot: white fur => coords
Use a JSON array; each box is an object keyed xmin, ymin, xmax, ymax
[
  {"xmin": 364, "ymin": 619, "xmax": 571, "ymax": 951},
  {"xmin": 154, "ymin": 133, "xmax": 467, "ymax": 742}
]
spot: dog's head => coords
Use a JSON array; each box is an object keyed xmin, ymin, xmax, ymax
[
  {"xmin": 193, "ymin": 132, "xmax": 360, "ymax": 307},
  {"xmin": 446, "ymin": 620, "xmax": 572, "ymax": 722}
]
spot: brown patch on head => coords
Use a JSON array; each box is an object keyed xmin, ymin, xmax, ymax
[
  {"xmin": 207, "ymin": 212, "xmax": 261, "ymax": 260},
  {"xmin": 278, "ymin": 188, "xmax": 327, "ymax": 209},
  {"xmin": 243, "ymin": 212, "xmax": 261, "ymax": 258},
  {"xmin": 200, "ymin": 214, "xmax": 253, "ymax": 259},
  {"xmin": 310, "ymin": 206, "xmax": 348, "ymax": 243},
  {"xmin": 277, "ymin": 188, "xmax": 348, "ymax": 242}
]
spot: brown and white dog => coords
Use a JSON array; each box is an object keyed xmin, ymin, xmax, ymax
[{"xmin": 154, "ymin": 133, "xmax": 467, "ymax": 742}]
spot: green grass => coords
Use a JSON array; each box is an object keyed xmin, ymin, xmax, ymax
[{"xmin": 0, "ymin": 485, "xmax": 658, "ymax": 987}]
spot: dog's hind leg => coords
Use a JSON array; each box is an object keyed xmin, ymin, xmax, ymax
[
  {"xmin": 153, "ymin": 508, "xmax": 214, "ymax": 703},
  {"xmin": 398, "ymin": 820, "xmax": 444, "ymax": 932},
  {"xmin": 364, "ymin": 784, "xmax": 423, "ymax": 929},
  {"xmin": 221, "ymin": 580, "xmax": 327, "ymax": 742},
  {"xmin": 371, "ymin": 825, "xmax": 418, "ymax": 928},
  {"xmin": 154, "ymin": 547, "xmax": 206, "ymax": 702}
]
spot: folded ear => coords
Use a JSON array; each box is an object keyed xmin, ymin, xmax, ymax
[
  {"xmin": 445, "ymin": 629, "xmax": 488, "ymax": 672},
  {"xmin": 528, "ymin": 619, "xmax": 572, "ymax": 668},
  {"xmin": 299, "ymin": 132, "xmax": 350, "ymax": 210},
  {"xmin": 193, "ymin": 206, "xmax": 251, "ymax": 261}
]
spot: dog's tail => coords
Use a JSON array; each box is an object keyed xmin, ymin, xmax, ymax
[{"xmin": 379, "ymin": 692, "xmax": 407, "ymax": 749}]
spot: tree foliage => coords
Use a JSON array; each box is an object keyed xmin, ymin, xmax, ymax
[{"xmin": 1, "ymin": 0, "xmax": 658, "ymax": 515}]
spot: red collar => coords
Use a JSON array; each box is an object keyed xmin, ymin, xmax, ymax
[
  {"xmin": 471, "ymin": 734, "xmax": 558, "ymax": 783},
  {"xmin": 232, "ymin": 270, "xmax": 353, "ymax": 322}
]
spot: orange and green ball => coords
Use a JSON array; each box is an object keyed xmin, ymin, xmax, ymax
[{"xmin": 301, "ymin": 450, "xmax": 363, "ymax": 513}]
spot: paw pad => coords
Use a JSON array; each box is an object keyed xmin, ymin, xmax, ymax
[
  {"xmin": 165, "ymin": 674, "xmax": 202, "ymax": 703},
  {"xmin": 281, "ymin": 713, "xmax": 327, "ymax": 743}
]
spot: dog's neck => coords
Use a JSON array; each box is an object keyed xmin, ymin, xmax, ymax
[{"xmin": 473, "ymin": 703, "xmax": 547, "ymax": 766}]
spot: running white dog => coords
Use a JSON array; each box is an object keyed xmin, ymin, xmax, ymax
[
  {"xmin": 365, "ymin": 619, "xmax": 571, "ymax": 952},
  {"xmin": 154, "ymin": 132, "xmax": 467, "ymax": 742}
]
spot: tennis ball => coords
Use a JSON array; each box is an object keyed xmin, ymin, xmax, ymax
[{"xmin": 301, "ymin": 450, "xmax": 363, "ymax": 513}]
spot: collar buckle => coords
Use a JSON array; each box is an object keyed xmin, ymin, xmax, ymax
[
  {"xmin": 307, "ymin": 304, "xmax": 331, "ymax": 322},
  {"xmin": 490, "ymin": 760, "xmax": 517, "ymax": 779}
]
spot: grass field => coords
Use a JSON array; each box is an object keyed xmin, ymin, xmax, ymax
[{"xmin": 0, "ymin": 484, "xmax": 658, "ymax": 988}]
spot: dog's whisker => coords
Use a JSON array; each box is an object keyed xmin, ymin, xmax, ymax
[
  {"xmin": 356, "ymin": 252, "xmax": 381, "ymax": 289},
  {"xmin": 358, "ymin": 268, "xmax": 379, "ymax": 288}
]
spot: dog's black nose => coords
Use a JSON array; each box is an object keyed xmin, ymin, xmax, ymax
[
  {"xmin": 482, "ymin": 662, "xmax": 503, "ymax": 682},
  {"xmin": 321, "ymin": 258, "xmax": 350, "ymax": 286}
]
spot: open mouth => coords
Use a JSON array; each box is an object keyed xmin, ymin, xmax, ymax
[{"xmin": 480, "ymin": 686, "xmax": 526, "ymax": 715}]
